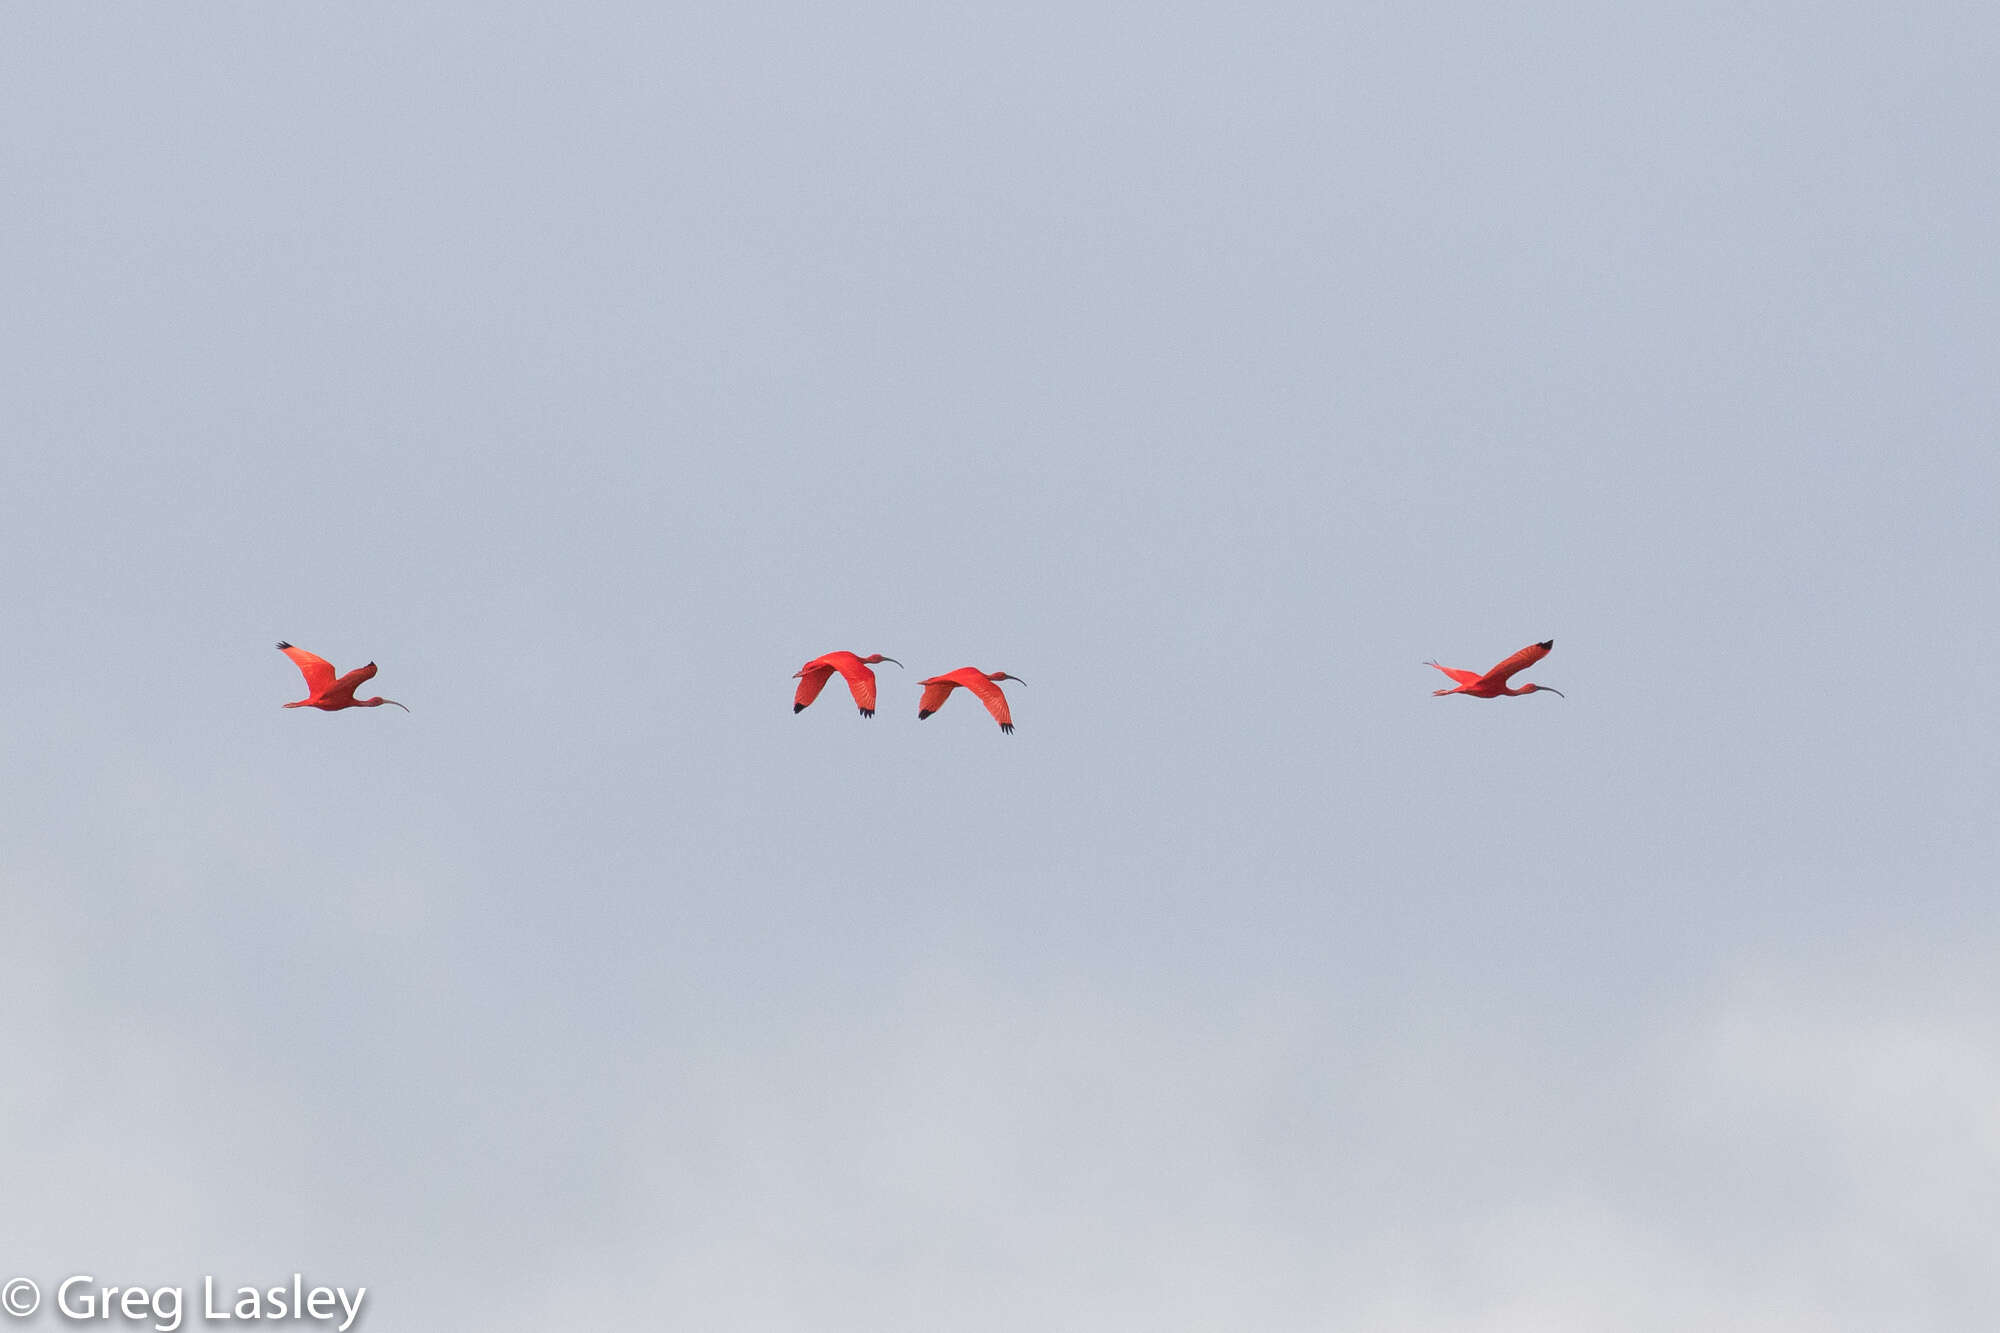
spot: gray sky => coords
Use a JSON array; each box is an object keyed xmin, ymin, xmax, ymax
[{"xmin": 3, "ymin": 5, "xmax": 1996, "ymax": 1330}]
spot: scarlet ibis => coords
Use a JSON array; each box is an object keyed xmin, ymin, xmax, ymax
[
  {"xmin": 793, "ymin": 651, "xmax": 902, "ymax": 717},
  {"xmin": 917, "ymin": 668, "xmax": 1025, "ymax": 733},
  {"xmin": 276, "ymin": 642, "xmax": 409, "ymax": 712},
  {"xmin": 1426, "ymin": 639, "xmax": 1563, "ymax": 698}
]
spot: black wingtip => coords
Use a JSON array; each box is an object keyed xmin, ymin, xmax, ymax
[
  {"xmin": 276, "ymin": 641, "xmax": 292, "ymax": 650},
  {"xmin": 918, "ymin": 710, "xmax": 934, "ymax": 720},
  {"xmin": 793, "ymin": 703, "xmax": 805, "ymax": 714},
  {"xmin": 1539, "ymin": 639, "xmax": 1554, "ymax": 649},
  {"xmin": 859, "ymin": 708, "xmax": 874, "ymax": 718},
  {"xmin": 1001, "ymin": 723, "xmax": 1014, "ymax": 734}
]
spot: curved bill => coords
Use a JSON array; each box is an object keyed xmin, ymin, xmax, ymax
[
  {"xmin": 382, "ymin": 699, "xmax": 411, "ymax": 711},
  {"xmin": 1537, "ymin": 687, "xmax": 1564, "ymax": 698},
  {"xmin": 880, "ymin": 657, "xmax": 904, "ymax": 668}
]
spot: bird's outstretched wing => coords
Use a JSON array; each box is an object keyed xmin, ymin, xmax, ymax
[
  {"xmin": 829, "ymin": 657, "xmax": 879, "ymax": 716},
  {"xmin": 793, "ymin": 662, "xmax": 835, "ymax": 713},
  {"xmin": 1476, "ymin": 640, "xmax": 1553, "ymax": 689},
  {"xmin": 1425, "ymin": 661, "xmax": 1483, "ymax": 687},
  {"xmin": 277, "ymin": 642, "xmax": 336, "ymax": 699},
  {"xmin": 324, "ymin": 661, "xmax": 379, "ymax": 705},
  {"xmin": 916, "ymin": 680, "xmax": 956, "ymax": 718},
  {"xmin": 960, "ymin": 675, "xmax": 1016, "ymax": 733}
]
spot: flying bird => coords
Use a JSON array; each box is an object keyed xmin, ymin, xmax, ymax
[
  {"xmin": 276, "ymin": 642, "xmax": 409, "ymax": 712},
  {"xmin": 917, "ymin": 668, "xmax": 1025, "ymax": 733},
  {"xmin": 1426, "ymin": 639, "xmax": 1564, "ymax": 698},
  {"xmin": 793, "ymin": 651, "xmax": 902, "ymax": 717}
]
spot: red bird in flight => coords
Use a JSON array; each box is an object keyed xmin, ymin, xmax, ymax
[
  {"xmin": 793, "ymin": 651, "xmax": 902, "ymax": 717},
  {"xmin": 917, "ymin": 668, "xmax": 1025, "ymax": 733},
  {"xmin": 276, "ymin": 642, "xmax": 409, "ymax": 712},
  {"xmin": 1426, "ymin": 640, "xmax": 1564, "ymax": 698}
]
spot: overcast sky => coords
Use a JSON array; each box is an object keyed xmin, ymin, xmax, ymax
[{"xmin": 2, "ymin": 5, "xmax": 1996, "ymax": 1330}]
